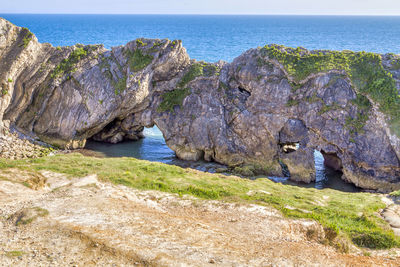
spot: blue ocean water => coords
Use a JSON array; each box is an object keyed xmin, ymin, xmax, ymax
[
  {"xmin": 1, "ymin": 14, "xmax": 400, "ymax": 62},
  {"xmin": 2, "ymin": 14, "xmax": 381, "ymax": 191}
]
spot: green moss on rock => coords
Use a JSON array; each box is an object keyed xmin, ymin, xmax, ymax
[
  {"xmin": 176, "ymin": 62, "xmax": 204, "ymax": 88},
  {"xmin": 157, "ymin": 88, "xmax": 190, "ymax": 113},
  {"xmin": 20, "ymin": 27, "xmax": 33, "ymax": 48},
  {"xmin": 317, "ymin": 102, "xmax": 342, "ymax": 115},
  {"xmin": 286, "ymin": 98, "xmax": 299, "ymax": 107},
  {"xmin": 125, "ymin": 48, "xmax": 154, "ymax": 72},
  {"xmin": 262, "ymin": 45, "xmax": 348, "ymax": 82},
  {"xmin": 113, "ymin": 76, "xmax": 127, "ymax": 95},
  {"xmin": 136, "ymin": 39, "xmax": 147, "ymax": 47},
  {"xmin": 263, "ymin": 45, "xmax": 400, "ymax": 137},
  {"xmin": 158, "ymin": 62, "xmax": 213, "ymax": 113},
  {"xmin": 51, "ymin": 47, "xmax": 87, "ymax": 79}
]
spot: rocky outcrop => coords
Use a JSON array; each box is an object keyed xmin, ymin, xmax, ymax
[{"xmin": 0, "ymin": 17, "xmax": 399, "ymax": 191}]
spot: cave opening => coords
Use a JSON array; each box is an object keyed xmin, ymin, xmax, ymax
[
  {"xmin": 277, "ymin": 142, "xmax": 358, "ymax": 191},
  {"xmin": 85, "ymin": 125, "xmax": 227, "ymax": 172},
  {"xmin": 85, "ymin": 125, "xmax": 175, "ymax": 162},
  {"xmin": 312, "ymin": 150, "xmax": 358, "ymax": 191}
]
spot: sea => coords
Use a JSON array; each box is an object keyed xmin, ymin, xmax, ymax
[{"xmin": 3, "ymin": 14, "xmax": 399, "ymax": 191}]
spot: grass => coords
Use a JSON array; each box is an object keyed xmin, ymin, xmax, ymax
[
  {"xmin": 286, "ymin": 98, "xmax": 299, "ymax": 107},
  {"xmin": 6, "ymin": 206, "xmax": 49, "ymax": 226},
  {"xmin": 1, "ymin": 153, "xmax": 399, "ymax": 249},
  {"xmin": 19, "ymin": 27, "xmax": 33, "ymax": 48},
  {"xmin": 177, "ymin": 62, "xmax": 205, "ymax": 88},
  {"xmin": 113, "ymin": 76, "xmax": 127, "ymax": 95},
  {"xmin": 158, "ymin": 62, "xmax": 219, "ymax": 113},
  {"xmin": 317, "ymin": 102, "xmax": 341, "ymax": 115},
  {"xmin": 51, "ymin": 47, "xmax": 87, "ymax": 79},
  {"xmin": 157, "ymin": 88, "xmax": 190, "ymax": 113},
  {"xmin": 262, "ymin": 45, "xmax": 400, "ymax": 137},
  {"xmin": 98, "ymin": 56, "xmax": 127, "ymax": 95},
  {"xmin": 136, "ymin": 39, "xmax": 147, "ymax": 47},
  {"xmin": 5, "ymin": 251, "xmax": 24, "ymax": 257},
  {"xmin": 125, "ymin": 48, "xmax": 154, "ymax": 72},
  {"xmin": 345, "ymin": 94, "xmax": 371, "ymax": 136},
  {"xmin": 390, "ymin": 190, "xmax": 400, "ymax": 197},
  {"xmin": 1, "ymin": 88, "xmax": 8, "ymax": 96},
  {"xmin": 15, "ymin": 207, "xmax": 49, "ymax": 226}
]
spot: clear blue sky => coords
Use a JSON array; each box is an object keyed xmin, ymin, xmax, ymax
[{"xmin": 1, "ymin": 0, "xmax": 399, "ymax": 15}]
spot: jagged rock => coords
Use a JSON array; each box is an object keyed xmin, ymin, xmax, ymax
[
  {"xmin": 92, "ymin": 115, "xmax": 144, "ymax": 143},
  {"xmin": 279, "ymin": 119, "xmax": 308, "ymax": 145},
  {"xmin": 0, "ymin": 18, "xmax": 399, "ymax": 191}
]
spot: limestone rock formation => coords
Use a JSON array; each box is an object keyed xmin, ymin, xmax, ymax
[{"xmin": 0, "ymin": 17, "xmax": 399, "ymax": 191}]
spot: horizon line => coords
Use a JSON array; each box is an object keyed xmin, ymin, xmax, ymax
[{"xmin": 1, "ymin": 13, "xmax": 400, "ymax": 17}]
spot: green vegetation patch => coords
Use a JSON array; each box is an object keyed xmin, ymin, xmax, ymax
[
  {"xmin": 158, "ymin": 63, "xmax": 201, "ymax": 113},
  {"xmin": 176, "ymin": 62, "xmax": 219, "ymax": 88},
  {"xmin": 125, "ymin": 48, "xmax": 154, "ymax": 72},
  {"xmin": 176, "ymin": 62, "xmax": 205, "ymax": 88},
  {"xmin": 1, "ymin": 153, "xmax": 399, "ymax": 249},
  {"xmin": 386, "ymin": 54, "xmax": 400, "ymax": 70},
  {"xmin": 5, "ymin": 251, "xmax": 24, "ymax": 257},
  {"xmin": 317, "ymin": 102, "xmax": 342, "ymax": 115},
  {"xmin": 262, "ymin": 45, "xmax": 348, "ymax": 82},
  {"xmin": 158, "ymin": 62, "xmax": 220, "ymax": 113},
  {"xmin": 345, "ymin": 94, "xmax": 372, "ymax": 136},
  {"xmin": 1, "ymin": 88, "xmax": 8, "ymax": 96},
  {"xmin": 390, "ymin": 190, "xmax": 400, "ymax": 197},
  {"xmin": 19, "ymin": 27, "xmax": 33, "ymax": 48},
  {"xmin": 157, "ymin": 88, "xmax": 190, "ymax": 113},
  {"xmin": 136, "ymin": 39, "xmax": 147, "ymax": 47},
  {"xmin": 98, "ymin": 55, "xmax": 127, "ymax": 95},
  {"xmin": 8, "ymin": 207, "xmax": 49, "ymax": 226},
  {"xmin": 262, "ymin": 45, "xmax": 400, "ymax": 137},
  {"xmin": 51, "ymin": 47, "xmax": 87, "ymax": 79},
  {"xmin": 286, "ymin": 98, "xmax": 299, "ymax": 107},
  {"xmin": 348, "ymin": 52, "xmax": 400, "ymax": 137},
  {"xmin": 113, "ymin": 76, "xmax": 127, "ymax": 95}
]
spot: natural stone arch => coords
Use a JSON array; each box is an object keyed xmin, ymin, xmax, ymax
[{"xmin": 0, "ymin": 17, "xmax": 399, "ymax": 191}]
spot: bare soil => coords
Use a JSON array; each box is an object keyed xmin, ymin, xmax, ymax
[{"xmin": 1, "ymin": 169, "xmax": 399, "ymax": 266}]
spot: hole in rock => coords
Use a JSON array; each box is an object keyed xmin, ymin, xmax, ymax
[
  {"xmin": 281, "ymin": 142, "xmax": 299, "ymax": 153},
  {"xmin": 85, "ymin": 126, "xmax": 174, "ymax": 161},
  {"xmin": 313, "ymin": 150, "xmax": 357, "ymax": 191},
  {"xmin": 320, "ymin": 151, "xmax": 343, "ymax": 172},
  {"xmin": 238, "ymin": 86, "xmax": 250, "ymax": 95},
  {"xmin": 273, "ymin": 149, "xmax": 359, "ymax": 192}
]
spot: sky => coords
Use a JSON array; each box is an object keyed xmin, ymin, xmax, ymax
[{"xmin": 0, "ymin": 0, "xmax": 399, "ymax": 15}]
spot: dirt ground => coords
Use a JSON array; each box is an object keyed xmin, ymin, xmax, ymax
[{"xmin": 0, "ymin": 169, "xmax": 399, "ymax": 266}]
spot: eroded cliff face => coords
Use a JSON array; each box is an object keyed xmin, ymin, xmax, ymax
[{"xmin": 1, "ymin": 18, "xmax": 399, "ymax": 191}]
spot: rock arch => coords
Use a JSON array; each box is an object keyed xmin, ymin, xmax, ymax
[{"xmin": 0, "ymin": 18, "xmax": 399, "ymax": 191}]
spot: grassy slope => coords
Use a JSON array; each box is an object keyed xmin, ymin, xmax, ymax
[{"xmin": 1, "ymin": 153, "xmax": 399, "ymax": 250}]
